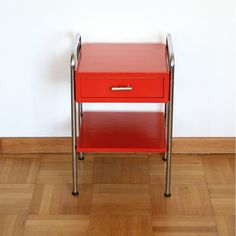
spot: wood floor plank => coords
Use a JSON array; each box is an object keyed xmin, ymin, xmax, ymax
[
  {"xmin": 0, "ymin": 215, "xmax": 19, "ymax": 236},
  {"xmin": 0, "ymin": 215, "xmax": 26, "ymax": 236},
  {"xmin": 30, "ymin": 184, "xmax": 92, "ymax": 215},
  {"xmin": 37, "ymin": 154, "xmax": 93, "ymax": 184},
  {"xmin": 0, "ymin": 184, "xmax": 34, "ymax": 214},
  {"xmin": 151, "ymin": 184, "xmax": 214, "ymax": 216},
  {"xmin": 93, "ymin": 153, "xmax": 149, "ymax": 184},
  {"xmin": 1, "ymin": 137, "xmax": 71, "ymax": 154},
  {"xmin": 172, "ymin": 137, "xmax": 235, "ymax": 154},
  {"xmin": 152, "ymin": 215, "xmax": 217, "ymax": 236},
  {"xmin": 202, "ymin": 155, "xmax": 235, "ymax": 184},
  {"xmin": 0, "ymin": 153, "xmax": 56, "ymax": 159},
  {"xmin": 0, "ymin": 159, "xmax": 40, "ymax": 184},
  {"xmin": 208, "ymin": 184, "xmax": 235, "ymax": 216},
  {"xmin": 91, "ymin": 184, "xmax": 151, "ymax": 215},
  {"xmin": 90, "ymin": 214, "xmax": 153, "ymax": 236},
  {"xmin": 24, "ymin": 215, "xmax": 89, "ymax": 235},
  {"xmin": 24, "ymin": 232, "xmax": 85, "ymax": 236},
  {"xmin": 149, "ymin": 155, "xmax": 206, "ymax": 184},
  {"xmin": 228, "ymin": 157, "xmax": 235, "ymax": 176},
  {"xmin": 215, "ymin": 215, "xmax": 235, "ymax": 236}
]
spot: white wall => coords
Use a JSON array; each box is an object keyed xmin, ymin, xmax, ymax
[{"xmin": 0, "ymin": 0, "xmax": 235, "ymax": 137}]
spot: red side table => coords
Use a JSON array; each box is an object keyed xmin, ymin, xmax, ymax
[{"xmin": 70, "ymin": 34, "xmax": 175, "ymax": 197}]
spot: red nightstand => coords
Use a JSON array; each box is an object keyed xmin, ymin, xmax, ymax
[{"xmin": 70, "ymin": 34, "xmax": 175, "ymax": 197}]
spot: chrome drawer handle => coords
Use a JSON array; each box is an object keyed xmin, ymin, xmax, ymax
[{"xmin": 111, "ymin": 85, "xmax": 132, "ymax": 91}]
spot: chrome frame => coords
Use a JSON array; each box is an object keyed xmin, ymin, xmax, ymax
[
  {"xmin": 70, "ymin": 33, "xmax": 174, "ymax": 197},
  {"xmin": 164, "ymin": 34, "xmax": 175, "ymax": 196},
  {"xmin": 70, "ymin": 33, "xmax": 82, "ymax": 195}
]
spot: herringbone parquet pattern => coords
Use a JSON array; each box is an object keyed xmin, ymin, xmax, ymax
[{"xmin": 0, "ymin": 153, "xmax": 234, "ymax": 235}]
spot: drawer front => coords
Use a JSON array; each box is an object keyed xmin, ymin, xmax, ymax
[{"xmin": 79, "ymin": 77, "xmax": 164, "ymax": 98}]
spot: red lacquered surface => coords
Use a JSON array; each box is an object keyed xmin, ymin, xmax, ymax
[
  {"xmin": 77, "ymin": 44, "xmax": 169, "ymax": 75},
  {"xmin": 80, "ymin": 76, "xmax": 164, "ymax": 98},
  {"xmin": 75, "ymin": 44, "xmax": 170, "ymax": 102},
  {"xmin": 77, "ymin": 112, "xmax": 167, "ymax": 153}
]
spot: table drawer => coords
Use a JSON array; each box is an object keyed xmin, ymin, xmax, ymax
[{"xmin": 79, "ymin": 77, "xmax": 164, "ymax": 98}]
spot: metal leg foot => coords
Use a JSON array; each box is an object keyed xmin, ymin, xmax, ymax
[
  {"xmin": 164, "ymin": 192, "xmax": 171, "ymax": 197},
  {"xmin": 72, "ymin": 191, "xmax": 79, "ymax": 195},
  {"xmin": 79, "ymin": 152, "xmax": 85, "ymax": 160},
  {"xmin": 162, "ymin": 153, "xmax": 167, "ymax": 161}
]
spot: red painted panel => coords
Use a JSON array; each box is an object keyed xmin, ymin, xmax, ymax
[
  {"xmin": 80, "ymin": 77, "xmax": 164, "ymax": 98},
  {"xmin": 75, "ymin": 43, "xmax": 170, "ymax": 102},
  {"xmin": 77, "ymin": 112, "xmax": 167, "ymax": 153}
]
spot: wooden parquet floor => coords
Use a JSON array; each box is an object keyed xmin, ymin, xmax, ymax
[{"xmin": 0, "ymin": 153, "xmax": 234, "ymax": 236}]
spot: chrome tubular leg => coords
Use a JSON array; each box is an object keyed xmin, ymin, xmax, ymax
[
  {"xmin": 164, "ymin": 67, "xmax": 174, "ymax": 197},
  {"xmin": 71, "ymin": 56, "xmax": 79, "ymax": 196},
  {"xmin": 75, "ymin": 103, "xmax": 79, "ymax": 137},
  {"xmin": 163, "ymin": 103, "xmax": 169, "ymax": 161},
  {"xmin": 78, "ymin": 103, "xmax": 85, "ymax": 160},
  {"xmin": 164, "ymin": 33, "xmax": 175, "ymax": 197},
  {"xmin": 164, "ymin": 103, "xmax": 172, "ymax": 196}
]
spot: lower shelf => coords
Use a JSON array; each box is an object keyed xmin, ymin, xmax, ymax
[{"xmin": 77, "ymin": 112, "xmax": 167, "ymax": 153}]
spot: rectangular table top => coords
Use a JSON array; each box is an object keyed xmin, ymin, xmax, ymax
[{"xmin": 77, "ymin": 43, "xmax": 169, "ymax": 77}]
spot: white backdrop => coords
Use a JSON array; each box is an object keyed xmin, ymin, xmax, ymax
[{"xmin": 0, "ymin": 0, "xmax": 235, "ymax": 137}]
